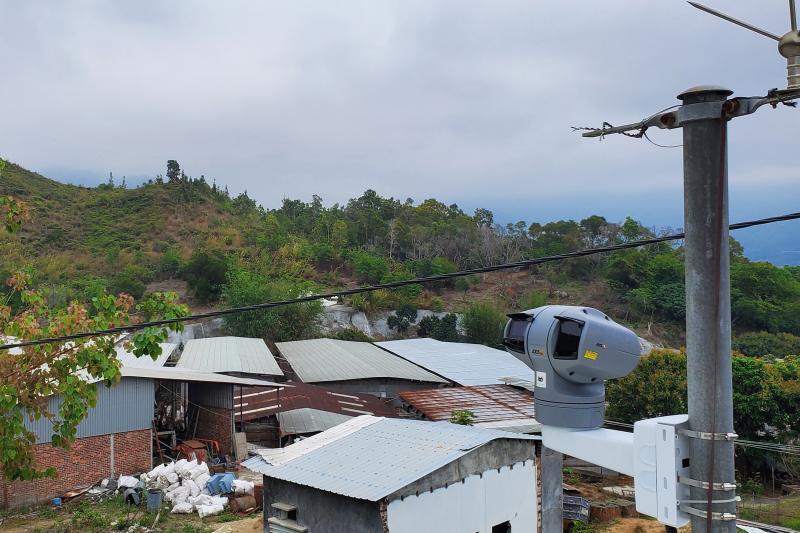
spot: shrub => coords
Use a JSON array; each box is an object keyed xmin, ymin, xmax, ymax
[
  {"xmin": 429, "ymin": 296, "xmax": 445, "ymax": 312},
  {"xmin": 181, "ymin": 249, "xmax": 228, "ymax": 303},
  {"xmin": 462, "ymin": 301, "xmax": 505, "ymax": 347},
  {"xmin": 331, "ymin": 328, "xmax": 373, "ymax": 342},
  {"xmin": 350, "ymin": 251, "xmax": 390, "ymax": 283},
  {"xmin": 450, "ymin": 409, "xmax": 474, "ymax": 425},
  {"xmin": 222, "ymin": 269, "xmax": 322, "ymax": 341},
  {"xmin": 387, "ymin": 304, "xmax": 418, "ymax": 332},
  {"xmin": 733, "ymin": 331, "xmax": 800, "ymax": 359},
  {"xmin": 417, "ymin": 313, "xmax": 459, "ymax": 342}
]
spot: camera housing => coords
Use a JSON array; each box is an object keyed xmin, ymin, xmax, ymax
[{"xmin": 503, "ymin": 305, "xmax": 641, "ymax": 429}]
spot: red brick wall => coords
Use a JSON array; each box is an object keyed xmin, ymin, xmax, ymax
[
  {"xmin": 194, "ymin": 406, "xmax": 234, "ymax": 457},
  {"xmin": 0, "ymin": 429, "xmax": 151, "ymax": 509}
]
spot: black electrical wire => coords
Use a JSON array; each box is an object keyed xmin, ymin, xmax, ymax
[{"xmin": 1, "ymin": 210, "xmax": 798, "ymax": 351}]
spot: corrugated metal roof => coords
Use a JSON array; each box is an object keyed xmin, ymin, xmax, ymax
[
  {"xmin": 276, "ymin": 408, "xmax": 353, "ymax": 435},
  {"xmin": 376, "ymin": 338, "xmax": 535, "ymax": 386},
  {"xmin": 399, "ymin": 384, "xmax": 539, "ymax": 433},
  {"xmin": 275, "ymin": 339, "xmax": 447, "ymax": 384},
  {"xmin": 116, "ymin": 342, "xmax": 176, "ymax": 368},
  {"xmin": 177, "ymin": 337, "xmax": 283, "ymax": 376},
  {"xmin": 242, "ymin": 415, "xmax": 537, "ymax": 501},
  {"xmin": 234, "ymin": 382, "xmax": 396, "ymax": 422},
  {"xmin": 120, "ymin": 366, "xmax": 287, "ymax": 387}
]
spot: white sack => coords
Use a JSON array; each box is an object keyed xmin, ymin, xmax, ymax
[
  {"xmin": 232, "ymin": 480, "xmax": 254, "ymax": 495},
  {"xmin": 166, "ymin": 472, "xmax": 179, "ymax": 484},
  {"xmin": 185, "ymin": 479, "xmax": 201, "ymax": 498},
  {"xmin": 171, "ymin": 502, "xmax": 194, "ymax": 514},
  {"xmin": 190, "ymin": 462, "xmax": 210, "ymax": 480},
  {"xmin": 195, "ymin": 473, "xmax": 211, "ymax": 491},
  {"xmin": 198, "ymin": 503, "xmax": 224, "ymax": 518},
  {"xmin": 118, "ymin": 476, "xmax": 139, "ymax": 488}
]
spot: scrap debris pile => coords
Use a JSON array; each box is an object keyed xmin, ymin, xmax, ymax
[{"xmin": 101, "ymin": 459, "xmax": 255, "ymax": 517}]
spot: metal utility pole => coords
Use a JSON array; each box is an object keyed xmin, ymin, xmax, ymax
[
  {"xmin": 679, "ymin": 85, "xmax": 736, "ymax": 533},
  {"xmin": 576, "ymin": 2, "xmax": 800, "ymax": 530}
]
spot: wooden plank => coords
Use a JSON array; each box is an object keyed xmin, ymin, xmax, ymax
[{"xmin": 234, "ymin": 432, "xmax": 248, "ymax": 462}]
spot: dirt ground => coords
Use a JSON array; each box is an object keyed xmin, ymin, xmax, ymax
[
  {"xmin": 599, "ymin": 517, "xmax": 691, "ymax": 532},
  {"xmin": 208, "ymin": 517, "xmax": 262, "ymax": 533}
]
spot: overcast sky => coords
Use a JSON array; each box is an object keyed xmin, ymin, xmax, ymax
[{"xmin": 1, "ymin": 1, "xmax": 797, "ymax": 263}]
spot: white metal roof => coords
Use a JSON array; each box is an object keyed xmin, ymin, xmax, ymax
[
  {"xmin": 275, "ymin": 338, "xmax": 447, "ymax": 384},
  {"xmin": 115, "ymin": 342, "xmax": 176, "ymax": 369},
  {"xmin": 276, "ymin": 408, "xmax": 353, "ymax": 435},
  {"xmin": 177, "ymin": 336, "xmax": 283, "ymax": 376},
  {"xmin": 242, "ymin": 415, "xmax": 537, "ymax": 501},
  {"xmin": 376, "ymin": 338, "xmax": 535, "ymax": 386},
  {"xmin": 120, "ymin": 365, "xmax": 286, "ymax": 387}
]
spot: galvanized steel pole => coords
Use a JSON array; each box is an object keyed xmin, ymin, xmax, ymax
[{"xmin": 679, "ymin": 85, "xmax": 737, "ymax": 533}]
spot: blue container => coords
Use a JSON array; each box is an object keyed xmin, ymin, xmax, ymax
[
  {"xmin": 207, "ymin": 473, "xmax": 235, "ymax": 495},
  {"xmin": 146, "ymin": 489, "xmax": 162, "ymax": 512},
  {"xmin": 51, "ymin": 497, "xmax": 62, "ymax": 506}
]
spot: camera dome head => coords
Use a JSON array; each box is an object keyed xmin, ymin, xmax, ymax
[{"xmin": 503, "ymin": 305, "xmax": 642, "ymax": 429}]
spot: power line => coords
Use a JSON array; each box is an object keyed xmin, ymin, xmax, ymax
[{"xmin": 1, "ymin": 211, "xmax": 799, "ymax": 351}]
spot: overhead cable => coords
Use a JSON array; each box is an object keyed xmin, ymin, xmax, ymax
[{"xmin": 1, "ymin": 211, "xmax": 798, "ymax": 351}]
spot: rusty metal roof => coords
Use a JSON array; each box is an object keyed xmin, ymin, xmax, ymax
[
  {"xmin": 399, "ymin": 384, "xmax": 540, "ymax": 433},
  {"xmin": 234, "ymin": 381, "xmax": 396, "ymax": 422}
]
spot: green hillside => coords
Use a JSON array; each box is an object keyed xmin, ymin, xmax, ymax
[{"xmin": 2, "ymin": 159, "xmax": 799, "ymax": 350}]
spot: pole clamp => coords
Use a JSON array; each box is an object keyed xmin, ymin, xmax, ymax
[
  {"xmin": 678, "ymin": 428, "xmax": 738, "ymax": 441},
  {"xmin": 679, "ymin": 505, "xmax": 737, "ymax": 521},
  {"xmin": 681, "ymin": 496, "xmax": 740, "ymax": 504},
  {"xmin": 678, "ymin": 476, "xmax": 737, "ymax": 491}
]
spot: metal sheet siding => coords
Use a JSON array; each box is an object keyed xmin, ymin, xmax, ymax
[
  {"xmin": 376, "ymin": 338, "xmax": 536, "ymax": 386},
  {"xmin": 275, "ymin": 339, "xmax": 447, "ymax": 384},
  {"xmin": 25, "ymin": 378, "xmax": 154, "ymax": 444},
  {"xmin": 177, "ymin": 337, "xmax": 283, "ymax": 376},
  {"xmin": 189, "ymin": 382, "xmax": 233, "ymax": 408},
  {"xmin": 276, "ymin": 408, "xmax": 353, "ymax": 435}
]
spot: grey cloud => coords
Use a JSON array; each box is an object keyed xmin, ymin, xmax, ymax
[{"xmin": 0, "ymin": 0, "xmax": 796, "ymax": 229}]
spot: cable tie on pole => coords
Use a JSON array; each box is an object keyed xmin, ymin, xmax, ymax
[
  {"xmin": 678, "ymin": 505, "xmax": 737, "ymax": 522},
  {"xmin": 677, "ymin": 476, "xmax": 737, "ymax": 491},
  {"xmin": 678, "ymin": 429, "xmax": 738, "ymax": 441}
]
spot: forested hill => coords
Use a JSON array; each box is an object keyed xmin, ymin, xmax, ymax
[{"xmin": 2, "ymin": 159, "xmax": 799, "ymax": 351}]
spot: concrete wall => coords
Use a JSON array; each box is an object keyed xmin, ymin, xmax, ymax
[
  {"xmin": 386, "ymin": 460, "xmax": 537, "ymax": 533},
  {"xmin": 1, "ymin": 429, "xmax": 152, "ymax": 508},
  {"xmin": 262, "ymin": 478, "xmax": 384, "ymax": 533}
]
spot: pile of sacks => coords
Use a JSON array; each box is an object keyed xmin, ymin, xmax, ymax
[{"xmin": 139, "ymin": 458, "xmax": 252, "ymax": 516}]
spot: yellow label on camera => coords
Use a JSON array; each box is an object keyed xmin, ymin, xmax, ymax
[{"xmin": 584, "ymin": 350, "xmax": 598, "ymax": 360}]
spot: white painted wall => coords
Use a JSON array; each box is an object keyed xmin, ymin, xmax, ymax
[{"xmin": 386, "ymin": 460, "xmax": 537, "ymax": 533}]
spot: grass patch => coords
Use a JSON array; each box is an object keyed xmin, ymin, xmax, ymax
[{"xmin": 738, "ymin": 495, "xmax": 800, "ymax": 529}]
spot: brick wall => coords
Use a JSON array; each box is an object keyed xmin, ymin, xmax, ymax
[
  {"xmin": 0, "ymin": 429, "xmax": 151, "ymax": 509},
  {"xmin": 194, "ymin": 405, "xmax": 234, "ymax": 458}
]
